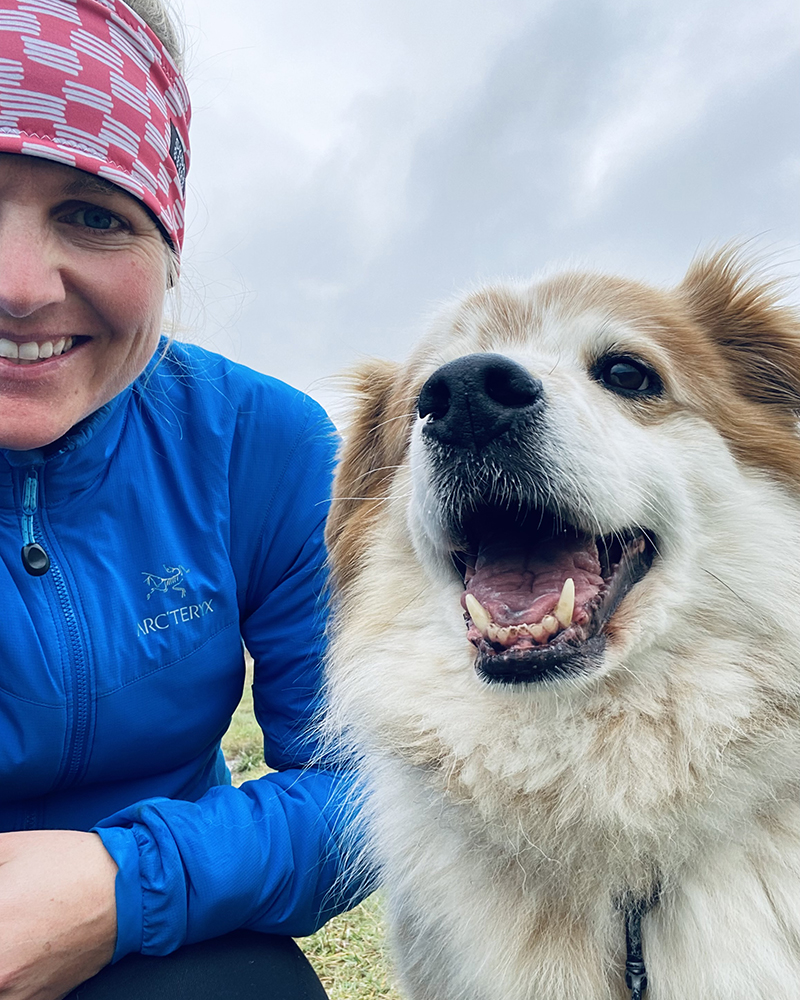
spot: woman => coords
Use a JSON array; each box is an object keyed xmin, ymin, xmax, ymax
[{"xmin": 0, "ymin": 1, "xmax": 368, "ymax": 998}]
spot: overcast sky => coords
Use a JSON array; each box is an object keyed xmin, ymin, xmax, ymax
[{"xmin": 174, "ymin": 0, "xmax": 800, "ymax": 413}]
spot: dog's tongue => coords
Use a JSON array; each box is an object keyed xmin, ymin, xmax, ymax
[{"xmin": 464, "ymin": 529, "xmax": 604, "ymax": 626}]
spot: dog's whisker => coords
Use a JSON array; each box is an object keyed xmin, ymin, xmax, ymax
[{"xmin": 346, "ymin": 463, "xmax": 405, "ymax": 484}]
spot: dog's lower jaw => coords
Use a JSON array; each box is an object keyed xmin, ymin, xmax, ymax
[{"xmin": 475, "ymin": 633, "xmax": 609, "ymax": 684}]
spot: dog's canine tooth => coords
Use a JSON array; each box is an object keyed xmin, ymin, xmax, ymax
[
  {"xmin": 465, "ymin": 594, "xmax": 493, "ymax": 636},
  {"xmin": 541, "ymin": 614, "xmax": 559, "ymax": 636},
  {"xmin": 553, "ymin": 577, "xmax": 575, "ymax": 628}
]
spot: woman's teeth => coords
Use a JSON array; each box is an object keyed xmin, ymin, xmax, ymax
[{"xmin": 0, "ymin": 337, "xmax": 76, "ymax": 363}]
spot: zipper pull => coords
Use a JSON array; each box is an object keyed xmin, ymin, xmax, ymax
[{"xmin": 21, "ymin": 469, "xmax": 50, "ymax": 577}]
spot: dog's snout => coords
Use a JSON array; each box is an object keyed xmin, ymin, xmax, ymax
[{"xmin": 418, "ymin": 353, "xmax": 543, "ymax": 448}]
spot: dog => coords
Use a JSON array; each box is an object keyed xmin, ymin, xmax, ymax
[{"xmin": 324, "ymin": 249, "xmax": 800, "ymax": 999}]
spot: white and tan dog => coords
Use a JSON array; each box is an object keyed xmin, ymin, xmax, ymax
[{"xmin": 325, "ymin": 250, "xmax": 800, "ymax": 1000}]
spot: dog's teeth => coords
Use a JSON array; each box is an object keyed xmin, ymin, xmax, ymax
[
  {"xmin": 529, "ymin": 622, "xmax": 547, "ymax": 642},
  {"xmin": 486, "ymin": 622, "xmax": 515, "ymax": 645},
  {"xmin": 553, "ymin": 578, "xmax": 575, "ymax": 628},
  {"xmin": 541, "ymin": 615, "xmax": 559, "ymax": 636},
  {"xmin": 465, "ymin": 594, "xmax": 492, "ymax": 636}
]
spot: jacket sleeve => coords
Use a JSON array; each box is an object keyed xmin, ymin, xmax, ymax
[{"xmin": 94, "ymin": 393, "xmax": 373, "ymax": 960}]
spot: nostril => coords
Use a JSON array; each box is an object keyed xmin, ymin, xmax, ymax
[
  {"xmin": 417, "ymin": 353, "xmax": 544, "ymax": 450},
  {"xmin": 484, "ymin": 365, "xmax": 540, "ymax": 409},
  {"xmin": 418, "ymin": 376, "xmax": 451, "ymax": 420}
]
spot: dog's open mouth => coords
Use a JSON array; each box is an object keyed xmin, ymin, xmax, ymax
[{"xmin": 452, "ymin": 508, "xmax": 656, "ymax": 683}]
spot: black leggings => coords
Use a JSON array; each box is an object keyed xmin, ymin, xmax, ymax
[{"xmin": 65, "ymin": 930, "xmax": 329, "ymax": 1000}]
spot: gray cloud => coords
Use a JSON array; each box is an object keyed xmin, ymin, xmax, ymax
[{"xmin": 178, "ymin": 0, "xmax": 800, "ymax": 410}]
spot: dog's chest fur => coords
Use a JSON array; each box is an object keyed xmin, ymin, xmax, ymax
[{"xmin": 379, "ymin": 769, "xmax": 800, "ymax": 1000}]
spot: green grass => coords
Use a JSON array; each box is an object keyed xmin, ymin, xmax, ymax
[
  {"xmin": 221, "ymin": 656, "xmax": 401, "ymax": 1000},
  {"xmin": 300, "ymin": 893, "xmax": 399, "ymax": 999}
]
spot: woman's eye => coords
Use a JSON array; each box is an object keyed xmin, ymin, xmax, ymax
[
  {"xmin": 82, "ymin": 207, "xmax": 116, "ymax": 229},
  {"xmin": 595, "ymin": 356, "xmax": 662, "ymax": 397},
  {"xmin": 61, "ymin": 205, "xmax": 124, "ymax": 231}
]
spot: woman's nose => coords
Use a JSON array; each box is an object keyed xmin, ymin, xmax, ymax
[{"xmin": 0, "ymin": 209, "xmax": 66, "ymax": 318}]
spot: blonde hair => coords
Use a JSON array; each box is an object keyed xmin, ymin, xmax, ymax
[{"xmin": 124, "ymin": 0, "xmax": 184, "ymax": 69}]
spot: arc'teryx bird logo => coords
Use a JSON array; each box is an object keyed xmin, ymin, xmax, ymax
[{"xmin": 142, "ymin": 564, "xmax": 190, "ymax": 600}]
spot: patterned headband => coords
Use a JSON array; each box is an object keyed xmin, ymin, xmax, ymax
[{"xmin": 0, "ymin": 0, "xmax": 191, "ymax": 252}]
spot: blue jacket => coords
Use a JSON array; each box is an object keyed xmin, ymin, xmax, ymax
[{"xmin": 0, "ymin": 341, "xmax": 367, "ymax": 960}]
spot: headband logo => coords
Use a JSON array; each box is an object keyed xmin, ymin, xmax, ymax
[{"xmin": 169, "ymin": 121, "xmax": 186, "ymax": 195}]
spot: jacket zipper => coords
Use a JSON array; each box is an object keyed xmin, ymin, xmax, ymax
[
  {"xmin": 21, "ymin": 470, "xmax": 36, "ymax": 544},
  {"xmin": 20, "ymin": 467, "xmax": 93, "ymax": 789},
  {"xmin": 21, "ymin": 469, "xmax": 50, "ymax": 576}
]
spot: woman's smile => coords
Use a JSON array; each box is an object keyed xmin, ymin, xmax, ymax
[{"xmin": 0, "ymin": 335, "xmax": 79, "ymax": 364}]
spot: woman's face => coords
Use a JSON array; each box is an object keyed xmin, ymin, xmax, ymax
[{"xmin": 0, "ymin": 154, "xmax": 169, "ymax": 451}]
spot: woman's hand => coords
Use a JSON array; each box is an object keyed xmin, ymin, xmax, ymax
[{"xmin": 0, "ymin": 830, "xmax": 118, "ymax": 1000}]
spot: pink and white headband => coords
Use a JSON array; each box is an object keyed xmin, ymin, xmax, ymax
[{"xmin": 0, "ymin": 0, "xmax": 191, "ymax": 252}]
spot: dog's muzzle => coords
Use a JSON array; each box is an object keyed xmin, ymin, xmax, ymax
[{"xmin": 416, "ymin": 353, "xmax": 656, "ymax": 685}]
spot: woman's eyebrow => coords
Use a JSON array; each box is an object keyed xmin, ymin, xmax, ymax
[{"xmin": 63, "ymin": 175, "xmax": 120, "ymax": 197}]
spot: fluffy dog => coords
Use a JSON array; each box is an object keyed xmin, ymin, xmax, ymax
[{"xmin": 325, "ymin": 250, "xmax": 800, "ymax": 1000}]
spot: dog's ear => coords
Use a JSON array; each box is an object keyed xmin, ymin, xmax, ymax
[
  {"xmin": 327, "ymin": 359, "xmax": 417, "ymax": 592},
  {"xmin": 680, "ymin": 249, "xmax": 800, "ymax": 414}
]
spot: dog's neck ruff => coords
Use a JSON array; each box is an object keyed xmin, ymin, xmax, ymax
[{"xmin": 0, "ymin": 0, "xmax": 191, "ymax": 252}]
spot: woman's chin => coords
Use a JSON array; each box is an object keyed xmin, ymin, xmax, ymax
[
  {"xmin": 0, "ymin": 405, "xmax": 93, "ymax": 452},
  {"xmin": 0, "ymin": 428, "xmax": 71, "ymax": 452}
]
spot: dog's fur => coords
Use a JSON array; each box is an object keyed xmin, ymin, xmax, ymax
[{"xmin": 325, "ymin": 250, "xmax": 800, "ymax": 1000}]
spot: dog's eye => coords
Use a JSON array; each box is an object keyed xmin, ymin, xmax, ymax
[
  {"xmin": 594, "ymin": 356, "xmax": 662, "ymax": 398},
  {"xmin": 606, "ymin": 361, "xmax": 649, "ymax": 391}
]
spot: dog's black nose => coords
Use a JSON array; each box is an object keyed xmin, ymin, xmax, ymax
[{"xmin": 418, "ymin": 353, "xmax": 543, "ymax": 448}]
